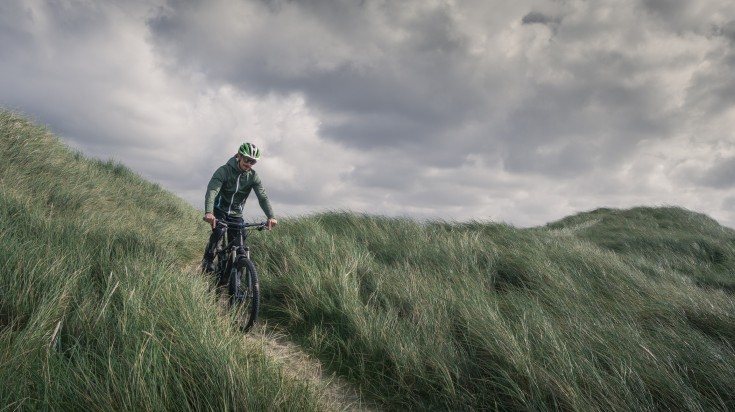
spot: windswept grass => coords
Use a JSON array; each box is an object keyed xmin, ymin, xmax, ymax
[
  {"xmin": 254, "ymin": 211, "xmax": 735, "ymax": 411},
  {"xmin": 0, "ymin": 111, "xmax": 322, "ymax": 411},
  {"xmin": 3, "ymin": 109, "xmax": 734, "ymax": 411}
]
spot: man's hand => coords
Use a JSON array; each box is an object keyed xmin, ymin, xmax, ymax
[
  {"xmin": 267, "ymin": 218, "xmax": 278, "ymax": 230},
  {"xmin": 203, "ymin": 212, "xmax": 216, "ymax": 229}
]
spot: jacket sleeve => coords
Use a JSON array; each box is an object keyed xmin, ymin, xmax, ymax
[
  {"xmin": 252, "ymin": 172, "xmax": 275, "ymax": 219},
  {"xmin": 204, "ymin": 166, "xmax": 227, "ymax": 213}
]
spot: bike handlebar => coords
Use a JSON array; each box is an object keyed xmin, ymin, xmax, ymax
[{"xmin": 215, "ymin": 220, "xmax": 268, "ymax": 231}]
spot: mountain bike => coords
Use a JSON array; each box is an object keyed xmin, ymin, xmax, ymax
[{"xmin": 211, "ymin": 218, "xmax": 266, "ymax": 331}]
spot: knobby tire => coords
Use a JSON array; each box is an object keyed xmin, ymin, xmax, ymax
[{"xmin": 230, "ymin": 257, "xmax": 260, "ymax": 331}]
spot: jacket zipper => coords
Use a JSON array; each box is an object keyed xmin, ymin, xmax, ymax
[{"xmin": 228, "ymin": 173, "xmax": 242, "ymax": 215}]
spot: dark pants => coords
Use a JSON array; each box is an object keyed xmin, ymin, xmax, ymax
[{"xmin": 203, "ymin": 209, "xmax": 245, "ymax": 260}]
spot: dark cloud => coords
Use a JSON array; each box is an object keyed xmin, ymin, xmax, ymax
[
  {"xmin": 640, "ymin": 0, "xmax": 690, "ymax": 23},
  {"xmin": 147, "ymin": 0, "xmax": 490, "ymax": 154},
  {"xmin": 700, "ymin": 157, "xmax": 735, "ymax": 189},
  {"xmin": 2, "ymin": 0, "xmax": 735, "ymax": 228},
  {"xmin": 521, "ymin": 11, "xmax": 561, "ymax": 27},
  {"xmin": 151, "ymin": 0, "xmax": 701, "ymax": 182},
  {"xmin": 498, "ymin": 52, "xmax": 680, "ymax": 177},
  {"xmin": 719, "ymin": 21, "xmax": 735, "ymax": 43},
  {"xmin": 0, "ymin": 3, "xmax": 35, "ymax": 50},
  {"xmin": 685, "ymin": 38, "xmax": 735, "ymax": 115}
]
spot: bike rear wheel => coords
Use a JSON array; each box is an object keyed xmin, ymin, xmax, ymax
[{"xmin": 229, "ymin": 257, "xmax": 260, "ymax": 331}]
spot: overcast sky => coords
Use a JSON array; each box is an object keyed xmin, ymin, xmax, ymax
[{"xmin": 2, "ymin": 0, "xmax": 734, "ymax": 228}]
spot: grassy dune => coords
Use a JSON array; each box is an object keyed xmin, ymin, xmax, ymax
[
  {"xmin": 255, "ymin": 210, "xmax": 735, "ymax": 411},
  {"xmin": 2, "ymin": 110, "xmax": 734, "ymax": 411},
  {"xmin": 0, "ymin": 111, "xmax": 322, "ymax": 411}
]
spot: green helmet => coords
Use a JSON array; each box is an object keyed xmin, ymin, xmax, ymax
[{"xmin": 238, "ymin": 142, "xmax": 261, "ymax": 159}]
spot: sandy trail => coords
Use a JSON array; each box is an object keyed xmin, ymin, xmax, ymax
[
  {"xmin": 246, "ymin": 324, "xmax": 377, "ymax": 412},
  {"xmin": 190, "ymin": 262, "xmax": 377, "ymax": 411}
]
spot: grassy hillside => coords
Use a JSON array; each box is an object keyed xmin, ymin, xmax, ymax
[
  {"xmin": 254, "ymin": 210, "xmax": 735, "ymax": 411},
  {"xmin": 2, "ymin": 110, "xmax": 735, "ymax": 411},
  {"xmin": 0, "ymin": 111, "xmax": 323, "ymax": 411}
]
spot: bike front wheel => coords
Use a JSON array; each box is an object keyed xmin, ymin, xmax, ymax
[{"xmin": 229, "ymin": 257, "xmax": 260, "ymax": 331}]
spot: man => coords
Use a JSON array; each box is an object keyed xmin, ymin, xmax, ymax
[{"xmin": 201, "ymin": 142, "xmax": 278, "ymax": 273}]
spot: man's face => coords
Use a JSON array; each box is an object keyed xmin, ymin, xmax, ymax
[{"xmin": 237, "ymin": 154, "xmax": 257, "ymax": 171}]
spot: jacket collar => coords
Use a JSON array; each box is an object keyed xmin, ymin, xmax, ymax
[{"xmin": 227, "ymin": 156, "xmax": 253, "ymax": 175}]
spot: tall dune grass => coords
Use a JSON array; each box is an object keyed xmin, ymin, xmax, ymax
[
  {"xmin": 0, "ymin": 111, "xmax": 322, "ymax": 411},
  {"xmin": 3, "ymin": 109, "xmax": 734, "ymax": 411},
  {"xmin": 254, "ymin": 211, "xmax": 735, "ymax": 411}
]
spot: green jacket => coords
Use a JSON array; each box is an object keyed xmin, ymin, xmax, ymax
[{"xmin": 205, "ymin": 157, "xmax": 275, "ymax": 218}]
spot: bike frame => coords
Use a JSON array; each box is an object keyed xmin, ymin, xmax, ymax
[
  {"xmin": 211, "ymin": 218, "xmax": 266, "ymax": 331},
  {"xmin": 214, "ymin": 220, "xmax": 265, "ymax": 270}
]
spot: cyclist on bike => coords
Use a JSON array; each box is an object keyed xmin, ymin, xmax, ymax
[{"xmin": 201, "ymin": 142, "xmax": 278, "ymax": 273}]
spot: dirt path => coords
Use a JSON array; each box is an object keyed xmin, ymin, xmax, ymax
[
  {"xmin": 247, "ymin": 324, "xmax": 377, "ymax": 412},
  {"xmin": 189, "ymin": 262, "xmax": 377, "ymax": 411}
]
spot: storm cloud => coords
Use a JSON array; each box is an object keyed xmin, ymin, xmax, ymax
[{"xmin": 1, "ymin": 0, "xmax": 734, "ymax": 227}]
